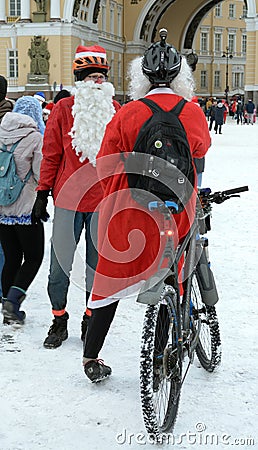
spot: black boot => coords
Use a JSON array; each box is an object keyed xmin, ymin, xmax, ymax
[
  {"xmin": 84, "ymin": 359, "xmax": 112, "ymax": 383},
  {"xmin": 43, "ymin": 312, "xmax": 69, "ymax": 349},
  {"xmin": 2, "ymin": 287, "xmax": 26, "ymax": 325}
]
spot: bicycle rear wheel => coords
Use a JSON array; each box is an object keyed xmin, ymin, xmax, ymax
[
  {"xmin": 140, "ymin": 293, "xmax": 182, "ymax": 436},
  {"xmin": 191, "ymin": 273, "xmax": 221, "ymax": 372}
]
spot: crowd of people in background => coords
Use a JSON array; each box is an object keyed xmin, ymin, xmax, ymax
[{"xmin": 198, "ymin": 95, "xmax": 257, "ymax": 128}]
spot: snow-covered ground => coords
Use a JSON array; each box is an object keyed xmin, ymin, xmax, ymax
[{"xmin": 0, "ymin": 118, "xmax": 257, "ymax": 450}]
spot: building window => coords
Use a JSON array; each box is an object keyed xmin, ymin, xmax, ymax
[
  {"xmin": 110, "ymin": 2, "xmax": 115, "ymax": 34},
  {"xmin": 215, "ymin": 4, "xmax": 222, "ymax": 18},
  {"xmin": 9, "ymin": 0, "xmax": 21, "ymax": 16},
  {"xmin": 242, "ymin": 4, "xmax": 247, "ymax": 18},
  {"xmin": 232, "ymin": 72, "xmax": 244, "ymax": 89},
  {"xmin": 242, "ymin": 34, "xmax": 247, "ymax": 54},
  {"xmin": 118, "ymin": 57, "xmax": 122, "ymax": 88},
  {"xmin": 201, "ymin": 70, "xmax": 207, "ymax": 88},
  {"xmin": 117, "ymin": 6, "xmax": 122, "ymax": 37},
  {"xmin": 214, "ymin": 71, "xmax": 221, "ymax": 88},
  {"xmin": 201, "ymin": 32, "xmax": 208, "ymax": 53},
  {"xmin": 229, "ymin": 4, "xmax": 235, "ymax": 19},
  {"xmin": 8, "ymin": 49, "xmax": 18, "ymax": 78},
  {"xmin": 110, "ymin": 52, "xmax": 114, "ymax": 83},
  {"xmin": 228, "ymin": 34, "xmax": 235, "ymax": 54},
  {"xmin": 101, "ymin": 0, "xmax": 106, "ymax": 31},
  {"xmin": 214, "ymin": 33, "xmax": 222, "ymax": 53}
]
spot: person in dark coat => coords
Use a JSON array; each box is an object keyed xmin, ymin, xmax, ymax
[
  {"xmin": 244, "ymin": 99, "xmax": 255, "ymax": 124},
  {"xmin": 0, "ymin": 75, "xmax": 13, "ymax": 123},
  {"xmin": 236, "ymin": 100, "xmax": 243, "ymax": 125},
  {"xmin": 214, "ymin": 100, "xmax": 227, "ymax": 134},
  {"xmin": 209, "ymin": 100, "xmax": 217, "ymax": 131}
]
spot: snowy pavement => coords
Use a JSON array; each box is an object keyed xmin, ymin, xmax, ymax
[{"xmin": 0, "ymin": 118, "xmax": 257, "ymax": 450}]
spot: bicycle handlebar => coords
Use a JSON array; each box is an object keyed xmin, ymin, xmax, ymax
[
  {"xmin": 147, "ymin": 186, "xmax": 249, "ymax": 213},
  {"xmin": 221, "ymin": 186, "xmax": 249, "ymax": 196},
  {"xmin": 199, "ymin": 185, "xmax": 249, "ymax": 204}
]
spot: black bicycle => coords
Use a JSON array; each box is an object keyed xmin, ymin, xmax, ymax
[{"xmin": 137, "ymin": 185, "xmax": 249, "ymax": 437}]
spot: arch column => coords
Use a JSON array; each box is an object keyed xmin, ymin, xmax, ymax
[
  {"xmin": 50, "ymin": 0, "xmax": 61, "ymax": 21},
  {"xmin": 20, "ymin": 0, "xmax": 31, "ymax": 22}
]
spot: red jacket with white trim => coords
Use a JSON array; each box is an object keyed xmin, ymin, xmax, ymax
[
  {"xmin": 37, "ymin": 95, "xmax": 121, "ymax": 212},
  {"xmin": 89, "ymin": 92, "xmax": 211, "ymax": 305}
]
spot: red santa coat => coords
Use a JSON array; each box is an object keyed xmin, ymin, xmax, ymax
[
  {"xmin": 37, "ymin": 95, "xmax": 121, "ymax": 212},
  {"xmin": 89, "ymin": 90, "xmax": 211, "ymax": 307}
]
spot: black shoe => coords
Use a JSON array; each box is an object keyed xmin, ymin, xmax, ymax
[
  {"xmin": 2, "ymin": 300, "xmax": 26, "ymax": 325},
  {"xmin": 84, "ymin": 359, "xmax": 112, "ymax": 383},
  {"xmin": 81, "ymin": 313, "xmax": 90, "ymax": 341},
  {"xmin": 43, "ymin": 312, "xmax": 69, "ymax": 349}
]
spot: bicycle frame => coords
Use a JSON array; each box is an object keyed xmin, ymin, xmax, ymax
[{"xmin": 139, "ymin": 185, "xmax": 248, "ymax": 436}]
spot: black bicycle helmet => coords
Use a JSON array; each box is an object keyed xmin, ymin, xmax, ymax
[{"xmin": 142, "ymin": 28, "xmax": 182, "ymax": 86}]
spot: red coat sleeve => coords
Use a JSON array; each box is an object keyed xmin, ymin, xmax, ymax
[{"xmin": 37, "ymin": 100, "xmax": 67, "ymax": 191}]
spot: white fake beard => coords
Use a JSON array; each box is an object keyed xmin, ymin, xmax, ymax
[{"xmin": 69, "ymin": 80, "xmax": 115, "ymax": 166}]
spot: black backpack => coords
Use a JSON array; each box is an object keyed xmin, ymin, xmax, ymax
[{"xmin": 122, "ymin": 98, "xmax": 195, "ymax": 212}]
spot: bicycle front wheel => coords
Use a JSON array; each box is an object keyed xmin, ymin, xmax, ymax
[
  {"xmin": 140, "ymin": 293, "xmax": 181, "ymax": 436},
  {"xmin": 191, "ymin": 274, "xmax": 222, "ymax": 372}
]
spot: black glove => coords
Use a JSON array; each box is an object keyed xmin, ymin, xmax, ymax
[{"xmin": 31, "ymin": 190, "xmax": 50, "ymax": 224}]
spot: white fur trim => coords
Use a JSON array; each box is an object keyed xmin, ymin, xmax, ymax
[
  {"xmin": 75, "ymin": 51, "xmax": 106, "ymax": 59},
  {"xmin": 34, "ymin": 94, "xmax": 45, "ymax": 102},
  {"xmin": 69, "ymin": 81, "xmax": 115, "ymax": 166}
]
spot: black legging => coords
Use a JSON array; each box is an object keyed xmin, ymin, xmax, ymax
[
  {"xmin": 0, "ymin": 223, "xmax": 44, "ymax": 297},
  {"xmin": 84, "ymin": 301, "xmax": 119, "ymax": 359}
]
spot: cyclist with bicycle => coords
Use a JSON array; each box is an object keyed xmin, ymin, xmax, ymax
[{"xmin": 83, "ymin": 31, "xmax": 211, "ymax": 382}]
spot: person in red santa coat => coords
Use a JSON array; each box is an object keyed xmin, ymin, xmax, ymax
[
  {"xmin": 31, "ymin": 45, "xmax": 120, "ymax": 349},
  {"xmin": 82, "ymin": 31, "xmax": 211, "ymax": 382}
]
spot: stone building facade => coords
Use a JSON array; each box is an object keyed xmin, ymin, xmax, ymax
[{"xmin": 0, "ymin": 0, "xmax": 257, "ymax": 105}]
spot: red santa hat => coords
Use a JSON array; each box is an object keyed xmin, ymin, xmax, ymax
[
  {"xmin": 74, "ymin": 45, "xmax": 107, "ymax": 60},
  {"xmin": 34, "ymin": 91, "xmax": 46, "ymax": 103},
  {"xmin": 43, "ymin": 102, "xmax": 54, "ymax": 115},
  {"xmin": 72, "ymin": 45, "xmax": 110, "ymax": 80}
]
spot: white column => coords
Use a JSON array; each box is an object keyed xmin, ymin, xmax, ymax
[
  {"xmin": 0, "ymin": 1, "xmax": 5, "ymax": 22},
  {"xmin": 20, "ymin": 0, "xmax": 30, "ymax": 21},
  {"xmin": 50, "ymin": 0, "xmax": 61, "ymax": 20}
]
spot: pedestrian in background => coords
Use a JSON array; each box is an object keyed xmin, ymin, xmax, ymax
[
  {"xmin": 214, "ymin": 100, "xmax": 227, "ymax": 134},
  {"xmin": 244, "ymin": 99, "xmax": 255, "ymax": 125},
  {"xmin": 0, "ymin": 96, "xmax": 45, "ymax": 324},
  {"xmin": 236, "ymin": 100, "xmax": 243, "ymax": 125}
]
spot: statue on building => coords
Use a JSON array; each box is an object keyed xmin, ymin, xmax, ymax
[
  {"xmin": 28, "ymin": 36, "xmax": 50, "ymax": 75},
  {"xmin": 73, "ymin": 0, "xmax": 81, "ymax": 17},
  {"xmin": 34, "ymin": 0, "xmax": 46, "ymax": 13}
]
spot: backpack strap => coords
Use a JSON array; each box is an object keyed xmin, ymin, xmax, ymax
[
  {"xmin": 170, "ymin": 98, "xmax": 187, "ymax": 116},
  {"xmin": 139, "ymin": 98, "xmax": 164, "ymax": 114},
  {"xmin": 0, "ymin": 140, "xmax": 32, "ymax": 183},
  {"xmin": 139, "ymin": 97, "xmax": 187, "ymax": 117},
  {"xmin": 0, "ymin": 140, "xmax": 21, "ymax": 154}
]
